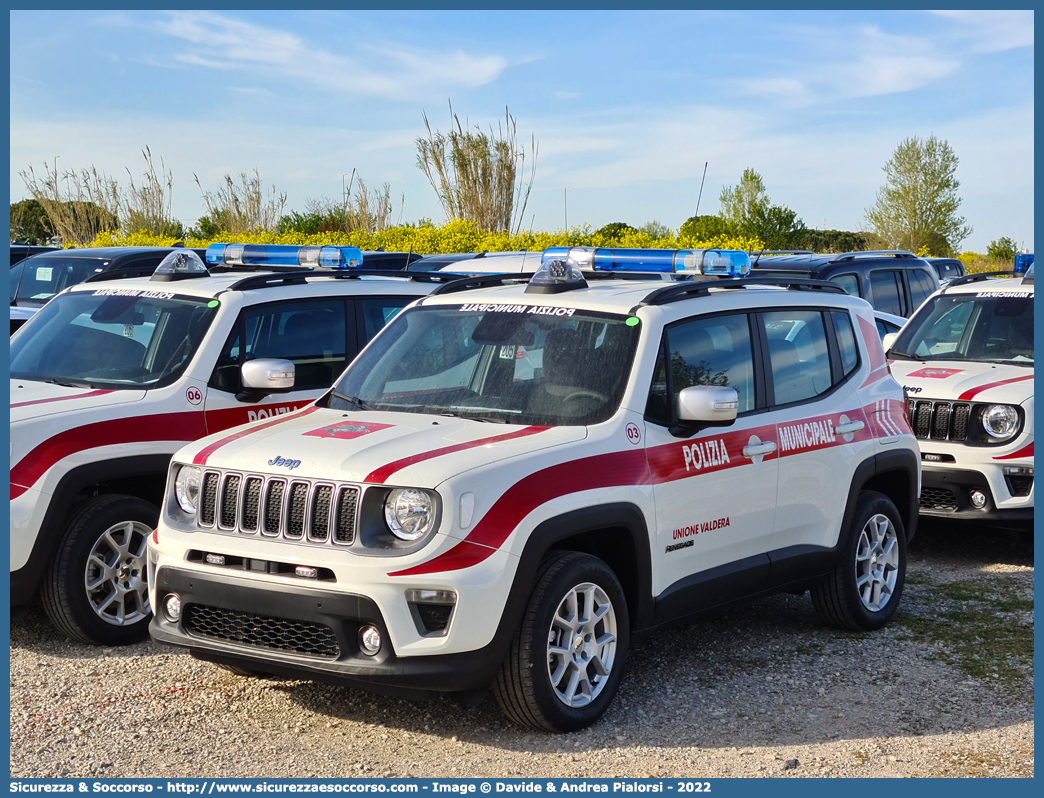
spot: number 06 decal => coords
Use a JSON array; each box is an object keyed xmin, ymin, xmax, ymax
[
  {"xmin": 185, "ymin": 386, "xmax": 203, "ymax": 405},
  {"xmin": 626, "ymin": 422, "xmax": 642, "ymax": 445}
]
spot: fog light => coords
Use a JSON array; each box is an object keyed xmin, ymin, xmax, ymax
[
  {"xmin": 163, "ymin": 593, "xmax": 182, "ymax": 621},
  {"xmin": 205, "ymin": 553, "xmax": 225, "ymax": 566},
  {"xmin": 360, "ymin": 625, "xmax": 381, "ymax": 655},
  {"xmin": 969, "ymin": 489, "xmax": 988, "ymax": 509},
  {"xmin": 1003, "ymin": 466, "xmax": 1034, "ymax": 476}
]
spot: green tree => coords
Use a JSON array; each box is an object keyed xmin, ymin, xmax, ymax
[
  {"xmin": 865, "ymin": 135, "xmax": 972, "ymax": 257},
  {"xmin": 416, "ymin": 103, "xmax": 537, "ymax": 234},
  {"xmin": 749, "ymin": 205, "xmax": 806, "ymax": 250},
  {"xmin": 718, "ymin": 168, "xmax": 770, "ymax": 235},
  {"xmin": 10, "ymin": 199, "xmax": 55, "ymax": 244},
  {"xmin": 987, "ymin": 236, "xmax": 1018, "ymax": 262},
  {"xmin": 596, "ymin": 222, "xmax": 636, "ymax": 242},
  {"xmin": 679, "ymin": 215, "xmax": 729, "ymax": 242}
]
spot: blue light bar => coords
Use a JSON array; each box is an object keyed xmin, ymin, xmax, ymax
[
  {"xmin": 204, "ymin": 244, "xmax": 364, "ymax": 269},
  {"xmin": 541, "ymin": 246, "xmax": 751, "ymax": 276}
]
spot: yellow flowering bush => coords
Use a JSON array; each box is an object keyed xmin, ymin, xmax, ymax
[{"xmin": 86, "ymin": 220, "xmax": 763, "ymax": 256}]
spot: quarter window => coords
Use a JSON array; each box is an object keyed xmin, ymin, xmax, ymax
[
  {"xmin": 908, "ymin": 269, "xmax": 937, "ymax": 308},
  {"xmin": 829, "ymin": 273, "xmax": 860, "ymax": 297},
  {"xmin": 831, "ymin": 311, "xmax": 860, "ymax": 376}
]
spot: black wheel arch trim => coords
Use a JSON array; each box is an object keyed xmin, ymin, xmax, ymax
[{"xmin": 11, "ymin": 453, "xmax": 171, "ymax": 605}]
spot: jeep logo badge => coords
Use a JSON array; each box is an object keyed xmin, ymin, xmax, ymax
[{"xmin": 268, "ymin": 456, "xmax": 301, "ymax": 469}]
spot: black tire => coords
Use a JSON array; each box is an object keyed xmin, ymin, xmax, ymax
[
  {"xmin": 493, "ymin": 551, "xmax": 629, "ymax": 732},
  {"xmin": 811, "ymin": 490, "xmax": 907, "ymax": 631},
  {"xmin": 40, "ymin": 494, "xmax": 158, "ymax": 646}
]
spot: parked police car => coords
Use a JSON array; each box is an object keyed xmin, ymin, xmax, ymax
[
  {"xmin": 885, "ymin": 269, "xmax": 1033, "ymax": 527},
  {"xmin": 10, "ymin": 245, "xmax": 460, "ymax": 645},
  {"xmin": 149, "ymin": 248, "xmax": 919, "ymax": 732}
]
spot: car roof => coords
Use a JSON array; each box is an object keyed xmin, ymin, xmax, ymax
[
  {"xmin": 751, "ymin": 251, "xmax": 931, "ymax": 273},
  {"xmin": 418, "ymin": 274, "xmax": 869, "ymax": 316},
  {"xmin": 30, "ymin": 246, "xmax": 196, "ymax": 259},
  {"xmin": 939, "ymin": 273, "xmax": 1034, "ymax": 295},
  {"xmin": 65, "ymin": 268, "xmax": 452, "ymax": 300}
]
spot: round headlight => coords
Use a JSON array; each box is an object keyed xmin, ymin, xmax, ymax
[
  {"xmin": 982, "ymin": 405, "xmax": 1019, "ymax": 439},
  {"xmin": 384, "ymin": 488, "xmax": 435, "ymax": 541},
  {"xmin": 174, "ymin": 465, "xmax": 203, "ymax": 514}
]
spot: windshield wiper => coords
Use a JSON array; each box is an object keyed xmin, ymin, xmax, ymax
[
  {"xmin": 330, "ymin": 390, "xmax": 376, "ymax": 411},
  {"xmin": 41, "ymin": 378, "xmax": 97, "ymax": 389},
  {"xmin": 887, "ymin": 350, "xmax": 919, "ymax": 360}
]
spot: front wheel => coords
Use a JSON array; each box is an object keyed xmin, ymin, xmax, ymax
[
  {"xmin": 40, "ymin": 494, "xmax": 158, "ymax": 646},
  {"xmin": 494, "ymin": 551, "xmax": 629, "ymax": 732},
  {"xmin": 811, "ymin": 490, "xmax": 906, "ymax": 631}
]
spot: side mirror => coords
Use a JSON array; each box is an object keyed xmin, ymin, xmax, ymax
[
  {"xmin": 237, "ymin": 358, "xmax": 295, "ymax": 403},
  {"xmin": 671, "ymin": 386, "xmax": 738, "ymax": 438},
  {"xmin": 882, "ymin": 332, "xmax": 899, "ymax": 352}
]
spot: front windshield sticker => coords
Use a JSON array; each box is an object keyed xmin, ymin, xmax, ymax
[
  {"xmin": 91, "ymin": 288, "xmax": 176, "ymax": 300},
  {"xmin": 457, "ymin": 302, "xmax": 576, "ymax": 317},
  {"xmin": 907, "ymin": 367, "xmax": 965, "ymax": 379},
  {"xmin": 303, "ymin": 421, "xmax": 395, "ymax": 440},
  {"xmin": 976, "ymin": 290, "xmax": 1032, "ymax": 298},
  {"xmin": 36, "ymin": 267, "xmax": 53, "ymax": 282}
]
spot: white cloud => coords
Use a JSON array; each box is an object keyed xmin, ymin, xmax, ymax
[
  {"xmin": 732, "ymin": 23, "xmax": 960, "ymax": 106},
  {"xmin": 124, "ymin": 11, "xmax": 510, "ymax": 100},
  {"xmin": 930, "ymin": 10, "xmax": 1034, "ymax": 53}
]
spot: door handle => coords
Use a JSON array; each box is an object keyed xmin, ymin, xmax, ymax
[
  {"xmin": 835, "ymin": 421, "xmax": 865, "ymax": 434},
  {"xmin": 742, "ymin": 441, "xmax": 777, "ymax": 458}
]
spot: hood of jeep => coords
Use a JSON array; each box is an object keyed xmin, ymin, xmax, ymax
[
  {"xmin": 181, "ymin": 407, "xmax": 587, "ymax": 487},
  {"xmin": 889, "ymin": 360, "xmax": 1034, "ymax": 405},
  {"xmin": 10, "ymin": 379, "xmax": 146, "ymax": 422}
]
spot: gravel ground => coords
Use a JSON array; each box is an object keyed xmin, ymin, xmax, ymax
[{"xmin": 10, "ymin": 519, "xmax": 1033, "ymax": 779}]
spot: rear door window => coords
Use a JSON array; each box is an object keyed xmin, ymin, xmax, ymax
[
  {"xmin": 869, "ymin": 270, "xmax": 906, "ymax": 316},
  {"xmin": 908, "ymin": 269, "xmax": 937, "ymax": 308}
]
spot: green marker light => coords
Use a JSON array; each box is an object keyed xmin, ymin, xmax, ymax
[
  {"xmin": 207, "ymin": 300, "xmax": 219, "ymax": 308},
  {"xmin": 626, "ymin": 317, "xmax": 640, "ymax": 327}
]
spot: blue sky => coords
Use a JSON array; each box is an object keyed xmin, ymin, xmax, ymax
[{"xmin": 9, "ymin": 10, "xmax": 1035, "ymax": 252}]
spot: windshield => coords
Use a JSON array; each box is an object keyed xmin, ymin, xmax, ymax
[
  {"xmin": 11, "ymin": 288, "xmax": 218, "ymax": 390},
  {"xmin": 326, "ymin": 303, "xmax": 641, "ymax": 425},
  {"xmin": 14, "ymin": 256, "xmax": 112, "ymax": 304},
  {"xmin": 891, "ymin": 290, "xmax": 1033, "ymax": 365}
]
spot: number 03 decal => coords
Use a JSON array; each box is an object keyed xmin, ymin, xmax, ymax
[{"xmin": 626, "ymin": 422, "xmax": 642, "ymax": 445}]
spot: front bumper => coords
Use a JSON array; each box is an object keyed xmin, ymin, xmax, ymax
[
  {"xmin": 149, "ymin": 567, "xmax": 506, "ymax": 698},
  {"xmin": 918, "ymin": 466, "xmax": 1033, "ymax": 527}
]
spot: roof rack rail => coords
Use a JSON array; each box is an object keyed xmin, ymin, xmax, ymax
[
  {"xmin": 751, "ymin": 250, "xmax": 813, "ymax": 264},
  {"xmin": 227, "ymin": 269, "xmax": 466, "ymax": 292},
  {"xmin": 948, "ymin": 270, "xmax": 1016, "ymax": 288},
  {"xmin": 427, "ymin": 272, "xmax": 532, "ymax": 296},
  {"xmin": 827, "ymin": 249, "xmax": 917, "ymax": 263},
  {"xmin": 83, "ymin": 266, "xmax": 161, "ymax": 283},
  {"xmin": 637, "ymin": 276, "xmax": 847, "ymax": 308}
]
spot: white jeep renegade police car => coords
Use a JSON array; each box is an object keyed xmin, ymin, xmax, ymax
[
  {"xmin": 885, "ymin": 268, "xmax": 1033, "ymax": 527},
  {"xmin": 149, "ymin": 248, "xmax": 920, "ymax": 731},
  {"xmin": 10, "ymin": 245, "xmax": 458, "ymax": 645}
]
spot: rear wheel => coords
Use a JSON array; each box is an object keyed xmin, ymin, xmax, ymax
[
  {"xmin": 494, "ymin": 551, "xmax": 628, "ymax": 732},
  {"xmin": 41, "ymin": 494, "xmax": 157, "ymax": 646},
  {"xmin": 812, "ymin": 490, "xmax": 906, "ymax": 631}
]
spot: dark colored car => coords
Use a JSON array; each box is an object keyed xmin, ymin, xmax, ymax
[
  {"xmin": 10, "ymin": 244, "xmax": 59, "ymax": 268},
  {"xmin": 925, "ymin": 257, "xmax": 965, "ymax": 285},
  {"xmin": 751, "ymin": 250, "xmax": 940, "ymax": 318},
  {"xmin": 357, "ymin": 250, "xmax": 424, "ymax": 270},
  {"xmin": 10, "ymin": 246, "xmax": 207, "ymax": 335}
]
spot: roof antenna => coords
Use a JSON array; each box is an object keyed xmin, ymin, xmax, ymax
[{"xmin": 693, "ymin": 162, "xmax": 709, "ymax": 218}]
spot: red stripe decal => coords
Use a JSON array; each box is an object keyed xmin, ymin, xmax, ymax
[
  {"xmin": 958, "ymin": 374, "xmax": 1033, "ymax": 401},
  {"xmin": 856, "ymin": 314, "xmax": 890, "ymax": 388},
  {"xmin": 390, "ymin": 407, "xmax": 895, "ymax": 578},
  {"xmin": 365, "ymin": 426, "xmax": 551, "ymax": 484},
  {"xmin": 10, "ymin": 411, "xmax": 207, "ymax": 499},
  {"xmin": 993, "ymin": 442, "xmax": 1034, "ymax": 461},
  {"xmin": 193, "ymin": 406, "xmax": 320, "ymax": 466},
  {"xmin": 11, "ymin": 389, "xmax": 115, "ymax": 409}
]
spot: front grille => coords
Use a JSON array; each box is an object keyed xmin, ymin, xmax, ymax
[
  {"xmin": 241, "ymin": 477, "xmax": 263, "ymax": 533},
  {"xmin": 220, "ymin": 475, "xmax": 241, "ymax": 529},
  {"xmin": 200, "ymin": 472, "xmax": 219, "ymax": 526},
  {"xmin": 920, "ymin": 487, "xmax": 958, "ymax": 512},
  {"xmin": 184, "ymin": 604, "xmax": 340, "ymax": 659},
  {"xmin": 195, "ymin": 469, "xmax": 360, "ymax": 547},
  {"xmin": 263, "ymin": 481, "xmax": 285, "ymax": 536},
  {"xmin": 286, "ymin": 482, "xmax": 309, "ymax": 539},
  {"xmin": 1006, "ymin": 476, "xmax": 1033, "ymax": 498},
  {"xmin": 909, "ymin": 399, "xmax": 972, "ymax": 442}
]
